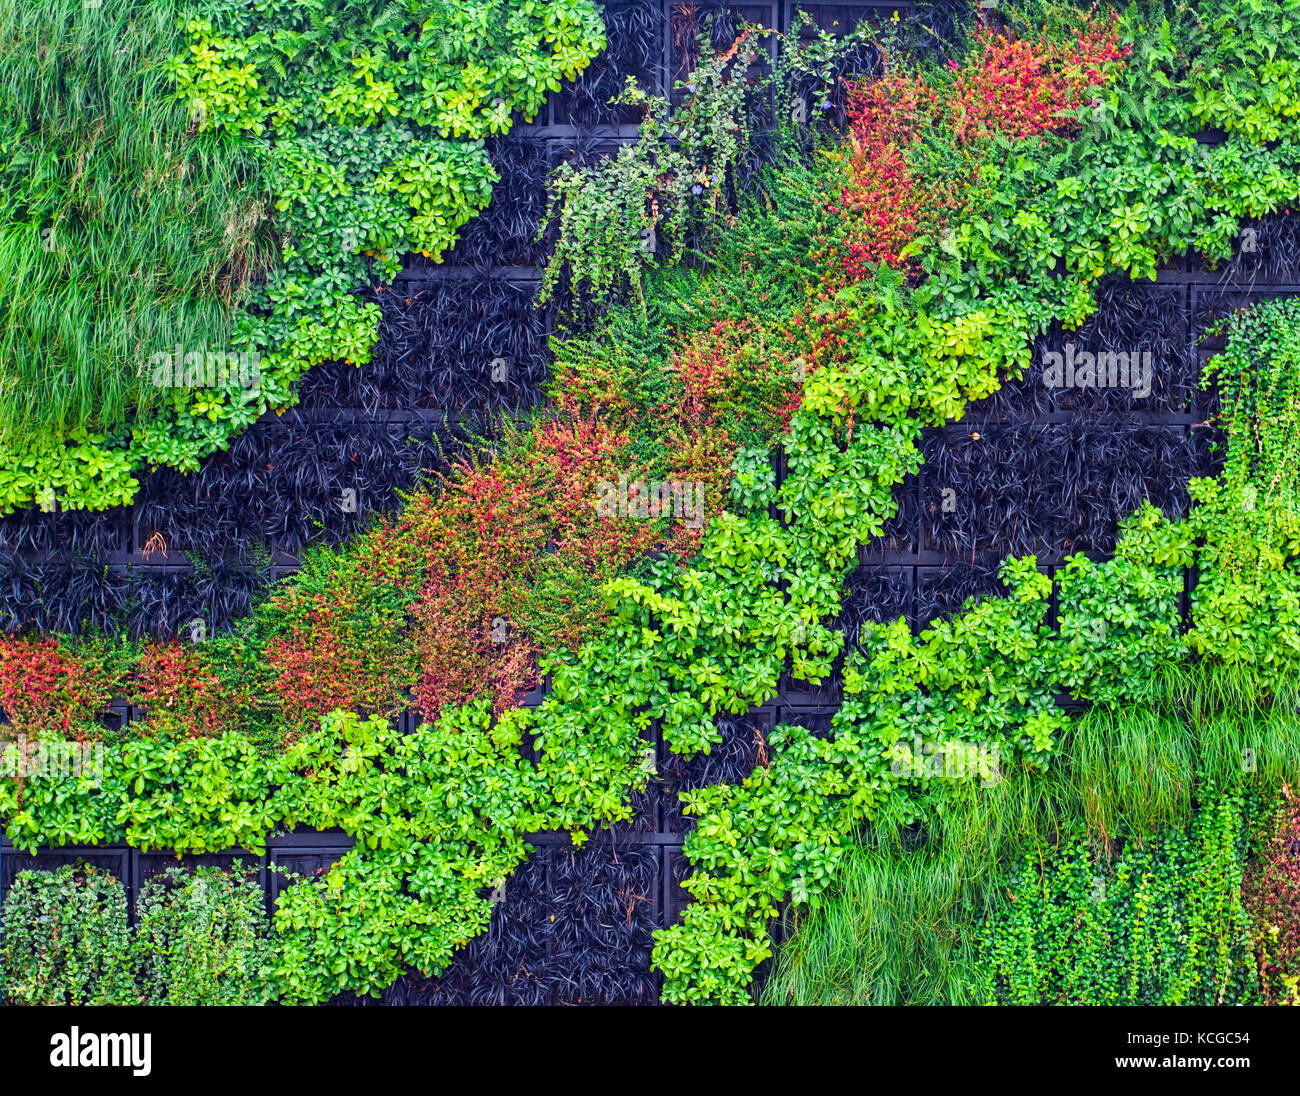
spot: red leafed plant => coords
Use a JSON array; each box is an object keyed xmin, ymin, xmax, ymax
[
  {"xmin": 830, "ymin": 72, "xmax": 950, "ymax": 277},
  {"xmin": 659, "ymin": 317, "xmax": 793, "ymax": 548},
  {"xmin": 0, "ymin": 635, "xmax": 111, "ymax": 741},
  {"xmin": 1242, "ymin": 791, "xmax": 1300, "ymax": 1004},
  {"xmin": 406, "ymin": 461, "xmax": 551, "ymax": 721},
  {"xmin": 826, "ymin": 13, "xmax": 1126, "ymax": 282},
  {"xmin": 408, "ymin": 414, "xmax": 665, "ymax": 720},
  {"xmin": 130, "ymin": 641, "xmax": 244, "ymax": 740},
  {"xmin": 947, "ymin": 15, "xmax": 1128, "ymax": 144},
  {"xmin": 263, "ymin": 582, "xmax": 416, "ymax": 739}
]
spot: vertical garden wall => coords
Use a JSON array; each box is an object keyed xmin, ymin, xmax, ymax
[{"xmin": 4, "ymin": 0, "xmax": 1300, "ymax": 1010}]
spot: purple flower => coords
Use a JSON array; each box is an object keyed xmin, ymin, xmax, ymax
[
  {"xmin": 687, "ymin": 83, "xmax": 697, "ymax": 93},
  {"xmin": 691, "ymin": 184, "xmax": 703, "ymax": 195},
  {"xmin": 819, "ymin": 101, "xmax": 833, "ymax": 111}
]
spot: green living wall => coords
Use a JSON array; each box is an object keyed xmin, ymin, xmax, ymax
[
  {"xmin": 0, "ymin": 0, "xmax": 605, "ymax": 512},
  {"xmin": 4, "ymin": 0, "xmax": 1300, "ymax": 1006}
]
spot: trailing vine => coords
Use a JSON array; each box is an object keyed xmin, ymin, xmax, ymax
[
  {"xmin": 1, "ymin": 864, "xmax": 136, "ymax": 1005},
  {"xmin": 540, "ymin": 29, "xmax": 759, "ymax": 311},
  {"xmin": 134, "ymin": 865, "xmax": 278, "ymax": 1005},
  {"xmin": 979, "ymin": 792, "xmax": 1258, "ymax": 1006},
  {"xmin": 1, "ymin": 862, "xmax": 278, "ymax": 1004}
]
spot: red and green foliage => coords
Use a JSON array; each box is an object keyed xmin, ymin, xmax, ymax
[
  {"xmin": 259, "ymin": 551, "xmax": 419, "ymax": 739},
  {"xmin": 830, "ymin": 72, "xmax": 950, "ymax": 275},
  {"xmin": 404, "ymin": 310, "xmax": 797, "ymax": 719},
  {"xmin": 946, "ymin": 18, "xmax": 1127, "ymax": 143},
  {"xmin": 1243, "ymin": 793, "xmax": 1300, "ymax": 1004},
  {"xmin": 131, "ymin": 642, "xmax": 247, "ymax": 741},
  {"xmin": 0, "ymin": 636, "xmax": 113, "ymax": 742},
  {"xmin": 825, "ymin": 12, "xmax": 1125, "ymax": 280}
]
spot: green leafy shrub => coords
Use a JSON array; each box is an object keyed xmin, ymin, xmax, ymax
[
  {"xmin": 271, "ymin": 705, "xmax": 552, "ymax": 1001},
  {"xmin": 134, "ymin": 865, "xmax": 277, "ymax": 1005},
  {"xmin": 0, "ymin": 0, "xmax": 607, "ymax": 514},
  {"xmin": 1, "ymin": 863, "xmax": 135, "ymax": 1005}
]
